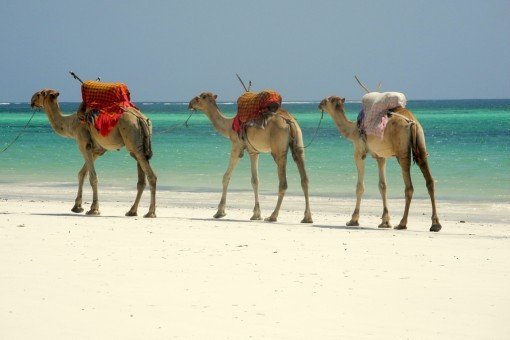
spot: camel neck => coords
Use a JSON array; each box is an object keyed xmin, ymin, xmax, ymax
[
  {"xmin": 328, "ymin": 109, "xmax": 357, "ymax": 140},
  {"xmin": 43, "ymin": 101, "xmax": 77, "ymax": 138},
  {"xmin": 202, "ymin": 106, "xmax": 233, "ymax": 138}
]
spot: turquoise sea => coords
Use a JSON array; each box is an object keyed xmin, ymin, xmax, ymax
[{"xmin": 1, "ymin": 99, "xmax": 509, "ymax": 202}]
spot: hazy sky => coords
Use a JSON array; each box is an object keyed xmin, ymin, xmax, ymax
[{"xmin": 1, "ymin": 0, "xmax": 509, "ymax": 102}]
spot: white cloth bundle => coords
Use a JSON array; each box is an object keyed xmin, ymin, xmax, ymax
[{"xmin": 360, "ymin": 92, "xmax": 407, "ymax": 140}]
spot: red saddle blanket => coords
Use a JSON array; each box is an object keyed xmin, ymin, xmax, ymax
[
  {"xmin": 81, "ymin": 81, "xmax": 138, "ymax": 136},
  {"xmin": 233, "ymin": 90, "xmax": 282, "ymax": 134}
]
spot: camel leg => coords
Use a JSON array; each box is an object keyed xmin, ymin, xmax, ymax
[
  {"xmin": 77, "ymin": 145, "xmax": 100, "ymax": 216},
  {"xmin": 133, "ymin": 153, "xmax": 157, "ymax": 218},
  {"xmin": 396, "ymin": 157, "xmax": 413, "ymax": 230},
  {"xmin": 215, "ymin": 145, "xmax": 242, "ymax": 218},
  {"xmin": 125, "ymin": 162, "xmax": 146, "ymax": 217},
  {"xmin": 265, "ymin": 153, "xmax": 288, "ymax": 222},
  {"xmin": 249, "ymin": 153, "xmax": 262, "ymax": 220},
  {"xmin": 347, "ymin": 154, "xmax": 365, "ymax": 226},
  {"xmin": 418, "ymin": 159, "xmax": 442, "ymax": 232},
  {"xmin": 293, "ymin": 148, "xmax": 313, "ymax": 223},
  {"xmin": 73, "ymin": 131, "xmax": 99, "ymax": 214},
  {"xmin": 71, "ymin": 163, "xmax": 88, "ymax": 213},
  {"xmin": 376, "ymin": 158, "xmax": 391, "ymax": 228}
]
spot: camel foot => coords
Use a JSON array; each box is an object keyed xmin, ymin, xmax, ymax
[
  {"xmin": 265, "ymin": 216, "xmax": 277, "ymax": 222},
  {"xmin": 394, "ymin": 224, "xmax": 407, "ymax": 230},
  {"xmin": 213, "ymin": 212, "xmax": 226, "ymax": 219},
  {"xmin": 430, "ymin": 223, "xmax": 442, "ymax": 232},
  {"xmin": 346, "ymin": 220, "xmax": 359, "ymax": 226},
  {"xmin": 250, "ymin": 215, "xmax": 262, "ymax": 221},
  {"xmin": 378, "ymin": 221, "xmax": 392, "ymax": 228},
  {"xmin": 86, "ymin": 209, "xmax": 100, "ymax": 216},
  {"xmin": 71, "ymin": 206, "xmax": 84, "ymax": 213},
  {"xmin": 125, "ymin": 211, "xmax": 138, "ymax": 217},
  {"xmin": 144, "ymin": 212, "xmax": 156, "ymax": 218},
  {"xmin": 301, "ymin": 216, "xmax": 313, "ymax": 223}
]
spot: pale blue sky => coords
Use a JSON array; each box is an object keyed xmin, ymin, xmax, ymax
[{"xmin": 1, "ymin": 0, "xmax": 508, "ymax": 102}]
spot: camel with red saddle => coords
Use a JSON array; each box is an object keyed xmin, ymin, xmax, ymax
[
  {"xmin": 30, "ymin": 87, "xmax": 156, "ymax": 217},
  {"xmin": 188, "ymin": 92, "xmax": 312, "ymax": 223}
]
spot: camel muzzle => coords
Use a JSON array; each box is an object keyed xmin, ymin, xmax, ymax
[
  {"xmin": 188, "ymin": 98, "xmax": 198, "ymax": 111},
  {"xmin": 318, "ymin": 99, "xmax": 327, "ymax": 111}
]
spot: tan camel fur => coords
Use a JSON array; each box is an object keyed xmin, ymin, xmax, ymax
[
  {"xmin": 30, "ymin": 89, "xmax": 157, "ymax": 217},
  {"xmin": 188, "ymin": 92, "xmax": 312, "ymax": 223},
  {"xmin": 318, "ymin": 96, "xmax": 441, "ymax": 232}
]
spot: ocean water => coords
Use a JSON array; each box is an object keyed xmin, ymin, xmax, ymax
[{"xmin": 0, "ymin": 99, "xmax": 509, "ymax": 202}]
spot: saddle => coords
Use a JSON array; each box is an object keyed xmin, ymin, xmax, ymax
[
  {"xmin": 233, "ymin": 90, "xmax": 282, "ymax": 135},
  {"xmin": 79, "ymin": 81, "xmax": 138, "ymax": 136}
]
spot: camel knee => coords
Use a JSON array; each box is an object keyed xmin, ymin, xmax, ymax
[
  {"xmin": 222, "ymin": 173, "xmax": 231, "ymax": 186},
  {"xmin": 279, "ymin": 180, "xmax": 288, "ymax": 192},
  {"xmin": 88, "ymin": 172, "xmax": 98, "ymax": 185},
  {"xmin": 78, "ymin": 168, "xmax": 87, "ymax": 178},
  {"xmin": 426, "ymin": 178, "xmax": 435, "ymax": 193},
  {"xmin": 301, "ymin": 176, "xmax": 309, "ymax": 188},
  {"xmin": 137, "ymin": 180, "xmax": 146, "ymax": 191},
  {"xmin": 251, "ymin": 177, "xmax": 259, "ymax": 187},
  {"xmin": 356, "ymin": 183, "xmax": 364, "ymax": 196},
  {"xmin": 405, "ymin": 185, "xmax": 414, "ymax": 198},
  {"xmin": 379, "ymin": 181, "xmax": 386, "ymax": 192},
  {"xmin": 147, "ymin": 174, "xmax": 157, "ymax": 187}
]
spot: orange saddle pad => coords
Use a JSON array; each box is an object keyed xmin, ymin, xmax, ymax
[
  {"xmin": 233, "ymin": 90, "xmax": 282, "ymax": 133},
  {"xmin": 81, "ymin": 81, "xmax": 138, "ymax": 136}
]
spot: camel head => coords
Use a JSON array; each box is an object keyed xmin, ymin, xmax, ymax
[
  {"xmin": 31, "ymin": 89, "xmax": 60, "ymax": 109},
  {"xmin": 318, "ymin": 96, "xmax": 345, "ymax": 113},
  {"xmin": 188, "ymin": 92, "xmax": 218, "ymax": 111}
]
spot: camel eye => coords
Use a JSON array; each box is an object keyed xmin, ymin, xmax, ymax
[{"xmin": 200, "ymin": 94, "xmax": 206, "ymax": 99}]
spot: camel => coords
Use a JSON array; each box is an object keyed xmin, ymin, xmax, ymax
[
  {"xmin": 318, "ymin": 96, "xmax": 441, "ymax": 232},
  {"xmin": 188, "ymin": 92, "xmax": 312, "ymax": 223},
  {"xmin": 30, "ymin": 89, "xmax": 157, "ymax": 217}
]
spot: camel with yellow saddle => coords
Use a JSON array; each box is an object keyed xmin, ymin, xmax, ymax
[{"xmin": 188, "ymin": 91, "xmax": 313, "ymax": 223}]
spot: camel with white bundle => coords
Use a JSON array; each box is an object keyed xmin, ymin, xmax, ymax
[{"xmin": 318, "ymin": 79, "xmax": 441, "ymax": 232}]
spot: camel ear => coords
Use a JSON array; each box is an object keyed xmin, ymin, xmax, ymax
[
  {"xmin": 40, "ymin": 90, "xmax": 47, "ymax": 96},
  {"xmin": 213, "ymin": 94, "xmax": 217, "ymax": 100}
]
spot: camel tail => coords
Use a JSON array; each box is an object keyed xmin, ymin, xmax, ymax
[
  {"xmin": 139, "ymin": 116, "xmax": 153, "ymax": 160},
  {"xmin": 288, "ymin": 118, "xmax": 305, "ymax": 162},
  {"xmin": 411, "ymin": 122, "xmax": 427, "ymax": 166}
]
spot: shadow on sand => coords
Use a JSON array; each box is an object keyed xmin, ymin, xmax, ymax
[{"xmin": 313, "ymin": 224, "xmax": 388, "ymax": 231}]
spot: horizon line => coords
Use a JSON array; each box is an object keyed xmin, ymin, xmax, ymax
[{"xmin": 1, "ymin": 98, "xmax": 510, "ymax": 105}]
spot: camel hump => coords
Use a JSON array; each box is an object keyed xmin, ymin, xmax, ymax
[
  {"xmin": 389, "ymin": 106, "xmax": 418, "ymax": 122},
  {"xmin": 276, "ymin": 108, "xmax": 296, "ymax": 122}
]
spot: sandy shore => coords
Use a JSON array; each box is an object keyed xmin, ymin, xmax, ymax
[{"xmin": 1, "ymin": 184, "xmax": 509, "ymax": 339}]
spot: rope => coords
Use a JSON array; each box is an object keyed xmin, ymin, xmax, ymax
[
  {"xmin": 388, "ymin": 111, "xmax": 414, "ymax": 125},
  {"xmin": 299, "ymin": 110, "xmax": 324, "ymax": 149},
  {"xmin": 0, "ymin": 109, "xmax": 38, "ymax": 154},
  {"xmin": 152, "ymin": 110, "xmax": 194, "ymax": 135},
  {"xmin": 243, "ymin": 111, "xmax": 324, "ymax": 153}
]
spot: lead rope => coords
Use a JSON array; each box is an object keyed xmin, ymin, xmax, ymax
[
  {"xmin": 244, "ymin": 110, "xmax": 324, "ymax": 153},
  {"xmin": 152, "ymin": 110, "xmax": 194, "ymax": 135},
  {"xmin": 285, "ymin": 110, "xmax": 324, "ymax": 149},
  {"xmin": 300, "ymin": 110, "xmax": 324, "ymax": 149},
  {"xmin": 0, "ymin": 108, "xmax": 38, "ymax": 154}
]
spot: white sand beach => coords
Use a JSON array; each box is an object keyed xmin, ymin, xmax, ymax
[{"xmin": 1, "ymin": 184, "xmax": 509, "ymax": 339}]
